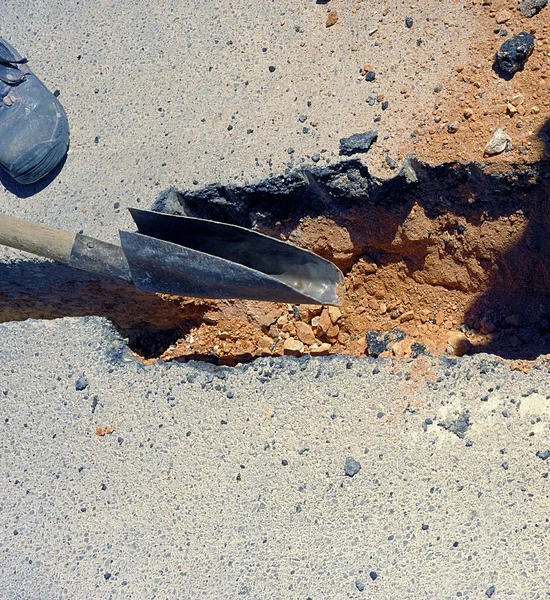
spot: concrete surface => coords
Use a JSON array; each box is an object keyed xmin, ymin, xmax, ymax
[
  {"xmin": 2, "ymin": 1, "xmax": 550, "ymax": 599},
  {"xmin": 1, "ymin": 0, "xmax": 474, "ymax": 241},
  {"xmin": 1, "ymin": 317, "xmax": 550, "ymax": 599}
]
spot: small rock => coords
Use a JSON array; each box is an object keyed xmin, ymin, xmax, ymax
[
  {"xmin": 447, "ymin": 332, "xmax": 471, "ymax": 357},
  {"xmin": 536, "ymin": 449, "xmax": 550, "ymax": 460},
  {"xmin": 369, "ymin": 571, "xmax": 378, "ymax": 581},
  {"xmin": 480, "ymin": 317, "xmax": 496, "ymax": 334},
  {"xmin": 283, "ymin": 338, "xmax": 305, "ymax": 355},
  {"xmin": 484, "ymin": 128, "xmax": 511, "ymax": 155},
  {"xmin": 268, "ymin": 65, "xmax": 276, "ymax": 73},
  {"xmin": 312, "ymin": 153, "xmax": 320, "ymax": 163},
  {"xmin": 447, "ymin": 122, "xmax": 460, "ymax": 134},
  {"xmin": 309, "ymin": 342, "xmax": 332, "ymax": 355},
  {"xmin": 510, "ymin": 93, "xmax": 525, "ymax": 106},
  {"xmin": 339, "ymin": 130, "xmax": 378, "ymax": 156},
  {"xmin": 405, "ymin": 17, "xmax": 413, "ymax": 28},
  {"xmin": 386, "ymin": 155, "xmax": 398, "ymax": 169},
  {"xmin": 495, "ymin": 32, "xmax": 535, "ymax": 75},
  {"xmin": 295, "ymin": 322, "xmax": 316, "ymax": 346},
  {"xmin": 504, "ymin": 314, "xmax": 521, "ymax": 327},
  {"xmin": 399, "ymin": 310, "xmax": 414, "ymax": 323},
  {"xmin": 328, "ymin": 306, "xmax": 342, "ymax": 323},
  {"xmin": 365, "ymin": 71, "xmax": 376, "ymax": 82},
  {"xmin": 258, "ymin": 336, "xmax": 274, "ymax": 349},
  {"xmin": 495, "ymin": 8, "xmax": 512, "ymax": 23},
  {"xmin": 75, "ymin": 376, "xmax": 88, "ymax": 391},
  {"xmin": 485, "ymin": 585, "xmax": 496, "ymax": 598},
  {"xmin": 318, "ymin": 308, "xmax": 332, "ymax": 334},
  {"xmin": 326, "ymin": 10, "xmax": 338, "ymax": 27},
  {"xmin": 326, "ymin": 324, "xmax": 340, "ymax": 339},
  {"xmin": 401, "ymin": 157, "xmax": 418, "ymax": 183},
  {"xmin": 345, "ymin": 456, "xmax": 361, "ymax": 477},
  {"xmin": 506, "ymin": 102, "xmax": 518, "ymax": 115},
  {"xmin": 518, "ymin": 0, "xmax": 547, "ymax": 17},
  {"xmin": 355, "ymin": 579, "xmax": 365, "ymax": 592}
]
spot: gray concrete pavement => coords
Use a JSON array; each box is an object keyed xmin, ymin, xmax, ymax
[{"xmin": 1, "ymin": 317, "xmax": 550, "ymax": 599}]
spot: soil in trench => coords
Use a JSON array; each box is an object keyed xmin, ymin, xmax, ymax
[{"xmin": 128, "ymin": 166, "xmax": 550, "ymax": 366}]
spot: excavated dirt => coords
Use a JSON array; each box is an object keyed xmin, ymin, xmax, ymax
[
  {"xmin": 126, "ymin": 159, "xmax": 550, "ymax": 365},
  {"xmin": 400, "ymin": 0, "xmax": 550, "ymax": 167}
]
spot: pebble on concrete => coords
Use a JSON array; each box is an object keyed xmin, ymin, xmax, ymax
[
  {"xmin": 339, "ymin": 131, "xmax": 378, "ymax": 156},
  {"xmin": 495, "ymin": 32, "xmax": 535, "ymax": 75},
  {"xmin": 484, "ymin": 128, "xmax": 511, "ymax": 155},
  {"xmin": 75, "ymin": 375, "xmax": 88, "ymax": 391},
  {"xmin": 345, "ymin": 456, "xmax": 361, "ymax": 477}
]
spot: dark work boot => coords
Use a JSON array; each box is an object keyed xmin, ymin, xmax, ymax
[{"xmin": 0, "ymin": 38, "xmax": 69, "ymax": 184}]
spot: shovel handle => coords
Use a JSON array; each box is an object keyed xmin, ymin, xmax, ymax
[
  {"xmin": 0, "ymin": 212, "xmax": 75, "ymax": 263},
  {"xmin": 0, "ymin": 212, "xmax": 132, "ymax": 283}
]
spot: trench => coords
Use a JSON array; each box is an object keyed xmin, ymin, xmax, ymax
[{"xmin": 2, "ymin": 157, "xmax": 550, "ymax": 364}]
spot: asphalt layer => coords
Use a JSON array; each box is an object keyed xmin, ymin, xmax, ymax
[
  {"xmin": 1, "ymin": 317, "xmax": 550, "ymax": 599},
  {"xmin": 2, "ymin": 1, "xmax": 550, "ymax": 598}
]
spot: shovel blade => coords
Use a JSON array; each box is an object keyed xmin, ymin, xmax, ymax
[{"xmin": 120, "ymin": 209, "xmax": 344, "ymax": 305}]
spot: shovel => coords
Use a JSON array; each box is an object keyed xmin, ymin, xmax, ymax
[{"xmin": 0, "ymin": 209, "xmax": 344, "ymax": 305}]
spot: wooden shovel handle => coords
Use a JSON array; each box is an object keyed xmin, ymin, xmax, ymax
[{"xmin": 0, "ymin": 212, "xmax": 75, "ymax": 263}]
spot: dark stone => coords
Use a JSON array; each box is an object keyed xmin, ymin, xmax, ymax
[
  {"xmin": 365, "ymin": 329, "xmax": 406, "ymax": 357},
  {"xmin": 355, "ymin": 580, "xmax": 365, "ymax": 592},
  {"xmin": 381, "ymin": 100, "xmax": 389, "ymax": 110},
  {"xmin": 369, "ymin": 571, "xmax": 378, "ymax": 581},
  {"xmin": 345, "ymin": 456, "xmax": 361, "ymax": 477},
  {"xmin": 281, "ymin": 459, "xmax": 289, "ymax": 466},
  {"xmin": 104, "ymin": 573, "xmax": 112, "ymax": 581},
  {"xmin": 405, "ymin": 17, "xmax": 413, "ymax": 28},
  {"xmin": 298, "ymin": 115, "xmax": 308, "ymax": 122},
  {"xmin": 518, "ymin": 0, "xmax": 547, "ymax": 17},
  {"xmin": 75, "ymin": 376, "xmax": 88, "ymax": 391},
  {"xmin": 268, "ymin": 65, "xmax": 276, "ymax": 72},
  {"xmin": 367, "ymin": 96, "xmax": 376, "ymax": 106},
  {"xmin": 421, "ymin": 523, "xmax": 429, "ymax": 530},
  {"xmin": 438, "ymin": 410, "xmax": 471, "ymax": 439},
  {"xmin": 365, "ymin": 70, "xmax": 376, "ymax": 82},
  {"xmin": 312, "ymin": 153, "xmax": 320, "ymax": 163},
  {"xmin": 536, "ymin": 449, "xmax": 550, "ymax": 460},
  {"xmin": 340, "ymin": 130, "xmax": 378, "ymax": 156},
  {"xmin": 410, "ymin": 341, "xmax": 426, "ymax": 358},
  {"xmin": 485, "ymin": 585, "xmax": 496, "ymax": 598},
  {"xmin": 495, "ymin": 32, "xmax": 535, "ymax": 75}
]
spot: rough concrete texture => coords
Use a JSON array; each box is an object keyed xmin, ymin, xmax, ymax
[{"xmin": 1, "ymin": 318, "xmax": 550, "ymax": 598}]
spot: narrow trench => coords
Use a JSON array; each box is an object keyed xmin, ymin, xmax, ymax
[
  {"xmin": 1, "ymin": 157, "xmax": 550, "ymax": 364},
  {"xmin": 134, "ymin": 157, "xmax": 550, "ymax": 364}
]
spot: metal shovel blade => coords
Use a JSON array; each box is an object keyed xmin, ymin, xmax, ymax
[{"xmin": 119, "ymin": 209, "xmax": 344, "ymax": 305}]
